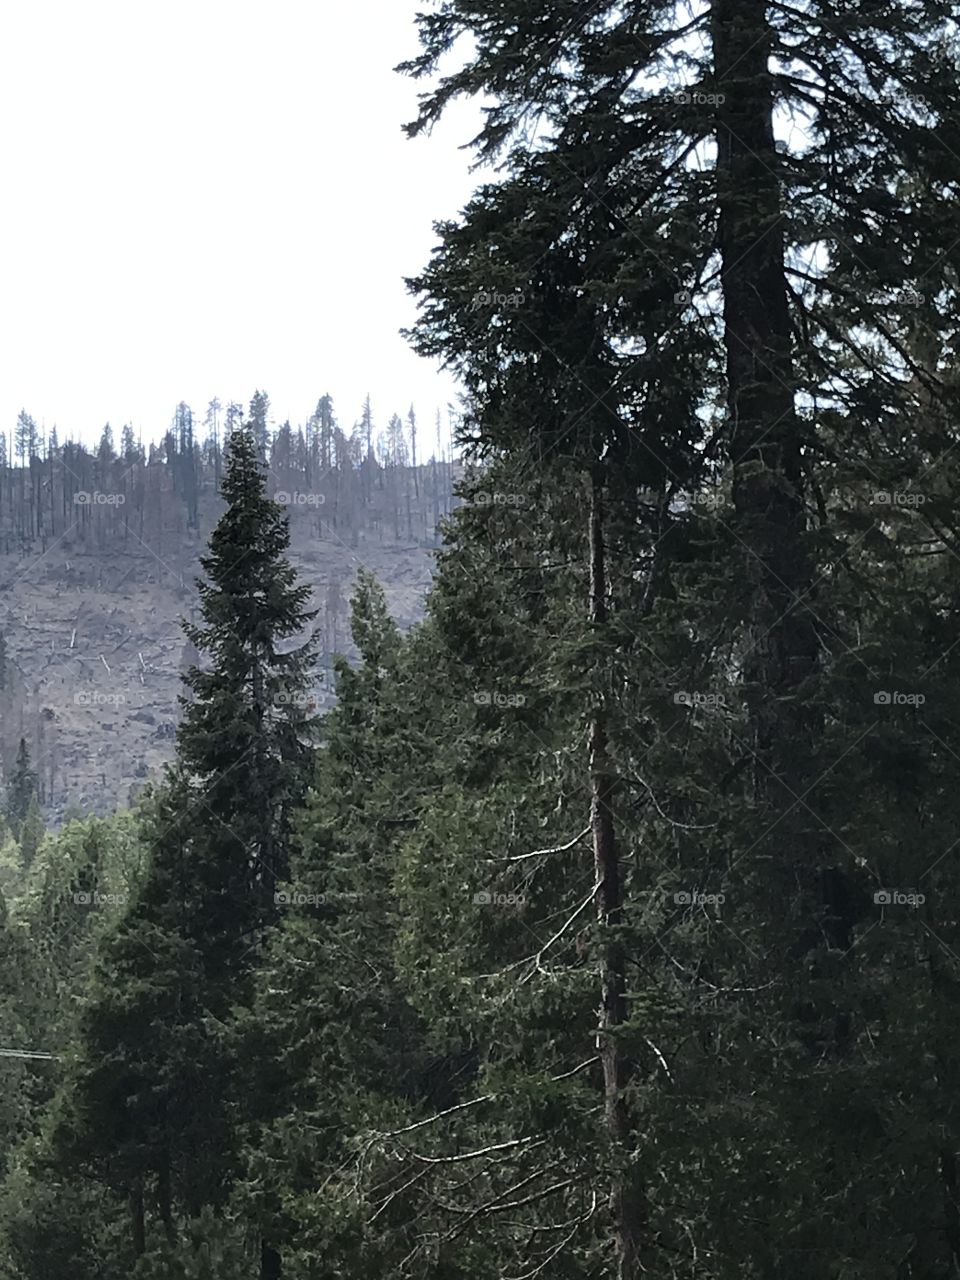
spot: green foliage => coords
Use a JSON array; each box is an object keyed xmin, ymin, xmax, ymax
[
  {"xmin": 0, "ymin": 1140, "xmax": 131, "ymax": 1280},
  {"xmin": 17, "ymin": 796, "xmax": 43, "ymax": 872},
  {"xmin": 2, "ymin": 3, "xmax": 960, "ymax": 1276},
  {"xmin": 4, "ymin": 740, "xmax": 37, "ymax": 837},
  {"xmin": 14, "ymin": 423, "xmax": 321, "ymax": 1262},
  {"xmin": 129, "ymin": 1210, "xmax": 252, "ymax": 1279},
  {"xmin": 178, "ymin": 423, "xmax": 320, "ymax": 929}
]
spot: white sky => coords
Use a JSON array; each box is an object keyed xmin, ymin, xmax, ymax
[{"xmin": 0, "ymin": 0, "xmax": 483, "ymax": 449}]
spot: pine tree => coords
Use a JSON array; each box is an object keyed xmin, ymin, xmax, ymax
[
  {"xmin": 306, "ymin": 394, "xmax": 336, "ymax": 486},
  {"xmin": 396, "ymin": 3, "xmax": 960, "ymax": 1274},
  {"xmin": 239, "ymin": 570, "xmax": 459, "ymax": 1276},
  {"xmin": 249, "ymin": 390, "xmax": 271, "ymax": 460},
  {"xmin": 18, "ymin": 793, "xmax": 43, "ymax": 870},
  {"xmin": 120, "ymin": 423, "xmax": 139, "ymax": 464},
  {"xmin": 50, "ymin": 778, "xmax": 233, "ymax": 1257},
  {"xmin": 318, "ymin": 394, "xmax": 335, "ymax": 473},
  {"xmin": 241, "ymin": 477, "xmax": 609, "ymax": 1277},
  {"xmin": 47, "ymin": 424, "xmax": 320, "ymax": 1266},
  {"xmin": 178, "ymin": 423, "xmax": 319, "ymax": 928},
  {"xmin": 5, "ymin": 739, "xmax": 37, "ymax": 834}
]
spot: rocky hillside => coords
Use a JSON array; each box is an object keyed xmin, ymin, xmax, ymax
[{"xmin": 0, "ymin": 479, "xmax": 456, "ymax": 827}]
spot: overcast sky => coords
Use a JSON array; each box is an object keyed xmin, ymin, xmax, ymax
[{"xmin": 0, "ymin": 0, "xmax": 482, "ymax": 449}]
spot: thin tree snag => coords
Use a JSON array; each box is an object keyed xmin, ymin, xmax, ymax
[{"xmin": 587, "ymin": 466, "xmax": 645, "ymax": 1279}]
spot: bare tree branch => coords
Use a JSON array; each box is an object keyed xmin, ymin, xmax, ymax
[
  {"xmin": 504, "ymin": 1192, "xmax": 599, "ymax": 1280},
  {"xmin": 519, "ymin": 879, "xmax": 603, "ymax": 985},
  {"xmin": 407, "ymin": 1137, "xmax": 546, "ymax": 1165},
  {"xmin": 500, "ymin": 826, "xmax": 592, "ymax": 862}
]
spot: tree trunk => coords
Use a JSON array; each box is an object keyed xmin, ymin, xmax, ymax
[
  {"xmin": 713, "ymin": 0, "xmax": 863, "ymax": 1058},
  {"xmin": 587, "ymin": 466, "xmax": 645, "ymax": 1278},
  {"xmin": 712, "ymin": 0, "xmax": 833, "ymax": 925},
  {"xmin": 130, "ymin": 1181, "xmax": 146, "ymax": 1256},
  {"xmin": 260, "ymin": 1238, "xmax": 283, "ymax": 1280},
  {"xmin": 713, "ymin": 0, "xmax": 818, "ymax": 746},
  {"xmin": 158, "ymin": 1145, "xmax": 174, "ymax": 1241}
]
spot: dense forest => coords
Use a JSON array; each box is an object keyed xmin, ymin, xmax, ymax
[{"xmin": 1, "ymin": 0, "xmax": 960, "ymax": 1277}]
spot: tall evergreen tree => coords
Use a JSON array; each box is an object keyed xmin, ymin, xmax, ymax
[
  {"xmin": 178, "ymin": 423, "xmax": 319, "ymax": 926},
  {"xmin": 395, "ymin": 3, "xmax": 960, "ymax": 1275},
  {"xmin": 47, "ymin": 424, "xmax": 320, "ymax": 1267}
]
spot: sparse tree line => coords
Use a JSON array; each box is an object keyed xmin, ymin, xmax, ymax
[{"xmin": 0, "ymin": 390, "xmax": 459, "ymax": 556}]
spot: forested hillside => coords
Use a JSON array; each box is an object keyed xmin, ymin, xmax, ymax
[
  {"xmin": 0, "ymin": 392, "xmax": 458, "ymax": 824},
  {"xmin": 2, "ymin": 1, "xmax": 960, "ymax": 1278}
]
